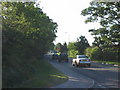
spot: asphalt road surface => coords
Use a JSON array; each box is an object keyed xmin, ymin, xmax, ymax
[{"xmin": 45, "ymin": 54, "xmax": 119, "ymax": 88}]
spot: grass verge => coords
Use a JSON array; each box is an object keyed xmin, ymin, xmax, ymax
[
  {"xmin": 17, "ymin": 59, "xmax": 68, "ymax": 88},
  {"xmin": 93, "ymin": 60, "xmax": 120, "ymax": 65}
]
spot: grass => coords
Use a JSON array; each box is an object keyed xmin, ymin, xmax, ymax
[
  {"xmin": 93, "ymin": 60, "xmax": 120, "ymax": 65},
  {"xmin": 17, "ymin": 59, "xmax": 68, "ymax": 88}
]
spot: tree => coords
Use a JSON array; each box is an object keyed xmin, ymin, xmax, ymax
[
  {"xmin": 81, "ymin": 2, "xmax": 120, "ymax": 47},
  {"xmin": 61, "ymin": 42, "xmax": 68, "ymax": 53},
  {"xmin": 54, "ymin": 42, "xmax": 68, "ymax": 53},
  {"xmin": 81, "ymin": 2, "xmax": 119, "ymax": 62},
  {"xmin": 54, "ymin": 43, "xmax": 62, "ymax": 52},
  {"xmin": 2, "ymin": 2, "xmax": 58, "ymax": 58},
  {"xmin": 75, "ymin": 36, "xmax": 90, "ymax": 54},
  {"xmin": 49, "ymin": 43, "xmax": 55, "ymax": 50},
  {"xmin": 2, "ymin": 2, "xmax": 58, "ymax": 87},
  {"xmin": 68, "ymin": 42, "xmax": 78, "ymax": 58}
]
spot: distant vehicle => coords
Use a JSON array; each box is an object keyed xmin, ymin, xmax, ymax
[
  {"xmin": 58, "ymin": 53, "xmax": 68, "ymax": 62},
  {"xmin": 52, "ymin": 53, "xmax": 59, "ymax": 60},
  {"xmin": 72, "ymin": 55, "xmax": 91, "ymax": 67}
]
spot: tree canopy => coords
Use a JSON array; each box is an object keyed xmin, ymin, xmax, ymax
[
  {"xmin": 2, "ymin": 2, "xmax": 58, "ymax": 87},
  {"xmin": 68, "ymin": 36, "xmax": 90, "ymax": 57},
  {"xmin": 67, "ymin": 42, "xmax": 78, "ymax": 58},
  {"xmin": 81, "ymin": 2, "xmax": 120, "ymax": 47},
  {"xmin": 75, "ymin": 36, "xmax": 90, "ymax": 54},
  {"xmin": 2, "ymin": 2, "xmax": 58, "ymax": 58},
  {"xmin": 54, "ymin": 42, "xmax": 68, "ymax": 53},
  {"xmin": 81, "ymin": 2, "xmax": 119, "ymax": 62}
]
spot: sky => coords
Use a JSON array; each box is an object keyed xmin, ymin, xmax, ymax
[{"xmin": 38, "ymin": 0, "xmax": 101, "ymax": 45}]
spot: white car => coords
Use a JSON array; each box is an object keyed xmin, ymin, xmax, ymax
[{"xmin": 72, "ymin": 55, "xmax": 91, "ymax": 67}]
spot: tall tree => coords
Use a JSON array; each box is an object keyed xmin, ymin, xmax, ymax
[
  {"xmin": 2, "ymin": 2, "xmax": 58, "ymax": 87},
  {"xmin": 81, "ymin": 2, "xmax": 120, "ymax": 48},
  {"xmin": 75, "ymin": 36, "xmax": 90, "ymax": 54},
  {"xmin": 81, "ymin": 2, "xmax": 119, "ymax": 62},
  {"xmin": 2, "ymin": 2, "xmax": 58, "ymax": 58}
]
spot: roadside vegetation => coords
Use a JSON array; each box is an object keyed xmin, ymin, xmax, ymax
[
  {"xmin": 2, "ymin": 2, "xmax": 68, "ymax": 88},
  {"xmin": 84, "ymin": 46, "xmax": 119, "ymax": 65},
  {"xmin": 17, "ymin": 59, "xmax": 68, "ymax": 88},
  {"xmin": 93, "ymin": 60, "xmax": 120, "ymax": 65}
]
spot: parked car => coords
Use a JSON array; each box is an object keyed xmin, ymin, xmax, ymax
[
  {"xmin": 72, "ymin": 55, "xmax": 91, "ymax": 67},
  {"xmin": 58, "ymin": 53, "xmax": 68, "ymax": 62}
]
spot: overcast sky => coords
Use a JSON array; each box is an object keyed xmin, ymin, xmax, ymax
[{"xmin": 38, "ymin": 0, "xmax": 101, "ymax": 45}]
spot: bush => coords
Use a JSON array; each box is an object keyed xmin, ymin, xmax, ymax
[
  {"xmin": 68, "ymin": 49, "xmax": 78, "ymax": 58},
  {"xmin": 102, "ymin": 48, "xmax": 118, "ymax": 62},
  {"xmin": 85, "ymin": 46, "xmax": 118, "ymax": 62}
]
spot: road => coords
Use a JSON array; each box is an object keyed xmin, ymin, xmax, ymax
[
  {"xmin": 74, "ymin": 62, "xmax": 119, "ymax": 88},
  {"xmin": 45, "ymin": 54, "xmax": 119, "ymax": 88}
]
